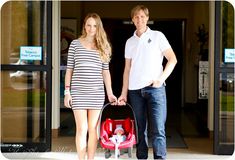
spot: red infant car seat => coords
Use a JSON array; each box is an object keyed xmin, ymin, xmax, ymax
[
  {"xmin": 100, "ymin": 117, "xmax": 136, "ymax": 150},
  {"xmin": 99, "ymin": 102, "xmax": 138, "ymax": 158}
]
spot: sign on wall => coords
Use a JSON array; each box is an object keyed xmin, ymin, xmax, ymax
[
  {"xmin": 20, "ymin": 46, "xmax": 42, "ymax": 60},
  {"xmin": 224, "ymin": 48, "xmax": 235, "ymax": 63},
  {"xmin": 199, "ymin": 61, "xmax": 208, "ymax": 99}
]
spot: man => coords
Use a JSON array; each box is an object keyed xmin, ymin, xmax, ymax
[{"xmin": 118, "ymin": 5, "xmax": 177, "ymax": 160}]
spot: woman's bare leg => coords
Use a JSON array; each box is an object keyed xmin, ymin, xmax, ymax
[
  {"xmin": 73, "ymin": 110, "xmax": 88, "ymax": 160},
  {"xmin": 87, "ymin": 109, "xmax": 101, "ymax": 160}
]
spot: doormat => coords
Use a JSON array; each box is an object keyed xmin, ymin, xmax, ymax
[
  {"xmin": 60, "ymin": 115, "xmax": 75, "ymax": 136},
  {"xmin": 166, "ymin": 127, "xmax": 187, "ymax": 148},
  {"xmin": 147, "ymin": 127, "xmax": 187, "ymax": 148}
]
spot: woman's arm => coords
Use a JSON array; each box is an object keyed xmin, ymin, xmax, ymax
[
  {"xmin": 65, "ymin": 69, "xmax": 73, "ymax": 87},
  {"xmin": 64, "ymin": 68, "xmax": 73, "ymax": 108},
  {"xmin": 102, "ymin": 69, "xmax": 117, "ymax": 104}
]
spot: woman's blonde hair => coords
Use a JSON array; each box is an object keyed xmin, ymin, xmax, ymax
[{"xmin": 80, "ymin": 13, "xmax": 112, "ymax": 63}]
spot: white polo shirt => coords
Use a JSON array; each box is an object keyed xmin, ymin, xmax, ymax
[{"xmin": 125, "ymin": 27, "xmax": 172, "ymax": 90}]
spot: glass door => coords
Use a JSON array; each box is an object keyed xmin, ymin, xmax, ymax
[
  {"xmin": 214, "ymin": 1, "xmax": 234, "ymax": 154},
  {"xmin": 1, "ymin": 1, "xmax": 52, "ymax": 152}
]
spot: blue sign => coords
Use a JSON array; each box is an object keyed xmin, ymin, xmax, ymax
[
  {"xmin": 20, "ymin": 46, "xmax": 42, "ymax": 60},
  {"xmin": 224, "ymin": 48, "xmax": 235, "ymax": 63}
]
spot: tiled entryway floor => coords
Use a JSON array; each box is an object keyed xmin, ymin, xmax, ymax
[
  {"xmin": 2, "ymin": 136, "xmax": 233, "ymax": 160},
  {"xmin": 2, "ymin": 105, "xmax": 233, "ymax": 160}
]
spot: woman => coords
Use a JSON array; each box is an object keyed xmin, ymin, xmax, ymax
[{"xmin": 64, "ymin": 13, "xmax": 117, "ymax": 160}]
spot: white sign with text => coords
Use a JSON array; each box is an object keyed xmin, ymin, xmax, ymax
[{"xmin": 20, "ymin": 46, "xmax": 42, "ymax": 60}]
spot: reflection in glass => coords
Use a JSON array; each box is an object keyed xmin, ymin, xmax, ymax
[
  {"xmin": 221, "ymin": 1, "xmax": 234, "ymax": 66},
  {"xmin": 1, "ymin": 1, "xmax": 47, "ymax": 65},
  {"xmin": 1, "ymin": 71, "xmax": 46, "ymax": 143},
  {"xmin": 219, "ymin": 73, "xmax": 234, "ymax": 144},
  {"xmin": 9, "ymin": 71, "xmax": 38, "ymax": 90}
]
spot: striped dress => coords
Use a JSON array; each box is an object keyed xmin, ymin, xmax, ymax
[{"xmin": 66, "ymin": 39, "xmax": 108, "ymax": 110}]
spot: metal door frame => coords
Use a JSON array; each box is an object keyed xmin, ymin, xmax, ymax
[
  {"xmin": 1, "ymin": 1, "xmax": 52, "ymax": 152},
  {"xmin": 214, "ymin": 1, "xmax": 234, "ymax": 155}
]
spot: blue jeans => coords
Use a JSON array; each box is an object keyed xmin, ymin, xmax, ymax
[{"xmin": 129, "ymin": 85, "xmax": 167, "ymax": 159}]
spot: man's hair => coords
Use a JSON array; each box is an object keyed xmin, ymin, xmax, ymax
[{"xmin": 131, "ymin": 5, "xmax": 149, "ymax": 19}]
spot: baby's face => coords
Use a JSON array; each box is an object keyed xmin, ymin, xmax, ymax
[{"xmin": 116, "ymin": 130, "xmax": 124, "ymax": 135}]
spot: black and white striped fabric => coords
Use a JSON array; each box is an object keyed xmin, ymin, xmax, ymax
[{"xmin": 67, "ymin": 39, "xmax": 109, "ymax": 110}]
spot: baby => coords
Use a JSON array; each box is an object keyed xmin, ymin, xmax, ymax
[
  {"xmin": 109, "ymin": 124, "xmax": 127, "ymax": 158},
  {"xmin": 109, "ymin": 124, "xmax": 126, "ymax": 144}
]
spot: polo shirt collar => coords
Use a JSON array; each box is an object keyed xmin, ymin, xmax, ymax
[{"xmin": 133, "ymin": 27, "xmax": 151, "ymax": 38}]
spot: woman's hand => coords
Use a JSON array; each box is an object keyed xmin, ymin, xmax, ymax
[
  {"xmin": 64, "ymin": 94, "xmax": 72, "ymax": 108},
  {"xmin": 108, "ymin": 94, "xmax": 117, "ymax": 105}
]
